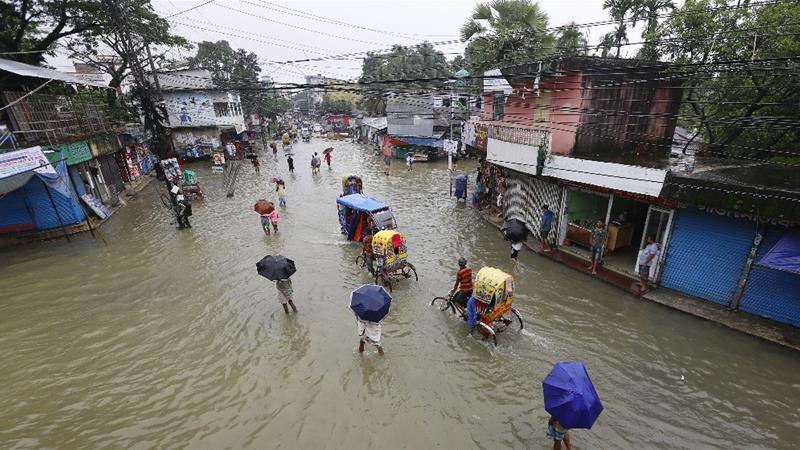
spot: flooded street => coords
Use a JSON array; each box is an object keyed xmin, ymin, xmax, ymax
[{"xmin": 2, "ymin": 139, "xmax": 799, "ymax": 449}]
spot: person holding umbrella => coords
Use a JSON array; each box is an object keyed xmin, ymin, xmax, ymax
[
  {"xmin": 323, "ymin": 147, "xmax": 332, "ymax": 168},
  {"xmin": 253, "ymin": 199, "xmax": 275, "ymax": 235},
  {"xmin": 542, "ymin": 361, "xmax": 603, "ymax": 450},
  {"xmin": 349, "ymin": 284, "xmax": 392, "ymax": 355},
  {"xmin": 256, "ymin": 255, "xmax": 298, "ymax": 314}
]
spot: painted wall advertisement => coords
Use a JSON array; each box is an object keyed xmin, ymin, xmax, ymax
[{"xmin": 165, "ymin": 93, "xmax": 215, "ymax": 128}]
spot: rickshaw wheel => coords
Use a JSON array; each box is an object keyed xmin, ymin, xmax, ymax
[
  {"xmin": 494, "ymin": 308, "xmax": 524, "ymax": 333},
  {"xmin": 375, "ymin": 273, "xmax": 392, "ymax": 292},
  {"xmin": 401, "ymin": 263, "xmax": 418, "ymax": 281},
  {"xmin": 431, "ymin": 296, "xmax": 455, "ymax": 313},
  {"xmin": 471, "ymin": 322, "xmax": 497, "ymax": 346}
]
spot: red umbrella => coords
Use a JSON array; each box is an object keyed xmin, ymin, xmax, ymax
[
  {"xmin": 323, "ymin": 147, "xmax": 334, "ymax": 154},
  {"xmin": 271, "ymin": 177, "xmax": 283, "ymax": 184},
  {"xmin": 254, "ymin": 199, "xmax": 274, "ymax": 214}
]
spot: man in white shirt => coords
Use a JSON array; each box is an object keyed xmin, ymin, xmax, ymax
[{"xmin": 637, "ymin": 235, "xmax": 658, "ymax": 293}]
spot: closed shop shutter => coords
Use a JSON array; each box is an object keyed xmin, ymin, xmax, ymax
[
  {"xmin": 660, "ymin": 208, "xmax": 753, "ymax": 306},
  {"xmin": 99, "ymin": 153, "xmax": 125, "ymax": 193},
  {"xmin": 739, "ymin": 226, "xmax": 800, "ymax": 327},
  {"xmin": 505, "ymin": 170, "xmax": 561, "ymax": 243}
]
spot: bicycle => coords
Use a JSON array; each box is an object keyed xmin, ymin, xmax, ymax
[{"xmin": 431, "ymin": 291, "xmax": 523, "ymax": 346}]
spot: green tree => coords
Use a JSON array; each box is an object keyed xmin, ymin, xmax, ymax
[
  {"xmin": 461, "ymin": 0, "xmax": 553, "ymax": 72},
  {"xmin": 0, "ymin": 0, "xmax": 104, "ymax": 65},
  {"xmin": 65, "ymin": 0, "xmax": 189, "ymax": 105},
  {"xmin": 187, "ymin": 40, "xmax": 263, "ymax": 115},
  {"xmin": 633, "ymin": 0, "xmax": 675, "ymax": 60},
  {"xmin": 601, "ymin": 0, "xmax": 637, "ymax": 57},
  {"xmin": 319, "ymin": 95, "xmax": 352, "ymax": 115},
  {"xmin": 359, "ymin": 42, "xmax": 452, "ymax": 115},
  {"xmin": 660, "ymin": 0, "xmax": 800, "ymax": 160},
  {"xmin": 450, "ymin": 55, "xmax": 467, "ymax": 72},
  {"xmin": 555, "ymin": 22, "xmax": 589, "ymax": 56}
]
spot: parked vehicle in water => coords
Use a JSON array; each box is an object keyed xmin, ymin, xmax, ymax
[{"xmin": 336, "ymin": 194, "xmax": 395, "ymax": 242}]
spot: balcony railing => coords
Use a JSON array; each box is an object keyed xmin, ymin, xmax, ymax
[
  {"xmin": 469, "ymin": 120, "xmax": 549, "ymax": 148},
  {"xmin": 2, "ymin": 90, "xmax": 122, "ymax": 145}
]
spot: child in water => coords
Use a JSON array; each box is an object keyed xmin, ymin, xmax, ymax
[
  {"xmin": 261, "ymin": 209, "xmax": 279, "ymax": 235},
  {"xmin": 547, "ymin": 416, "xmax": 571, "ymax": 450}
]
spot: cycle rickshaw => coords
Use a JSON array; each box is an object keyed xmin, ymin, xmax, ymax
[{"xmin": 431, "ymin": 266, "xmax": 523, "ymax": 345}]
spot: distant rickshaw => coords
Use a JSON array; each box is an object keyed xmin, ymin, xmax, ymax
[
  {"xmin": 370, "ymin": 229, "xmax": 418, "ymax": 291},
  {"xmin": 336, "ymin": 193, "xmax": 396, "ymax": 241},
  {"xmin": 342, "ymin": 174, "xmax": 363, "ymax": 195},
  {"xmin": 431, "ymin": 266, "xmax": 523, "ymax": 345}
]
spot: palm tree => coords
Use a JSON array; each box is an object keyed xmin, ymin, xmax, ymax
[
  {"xmin": 602, "ymin": 0, "xmax": 637, "ymax": 57},
  {"xmin": 461, "ymin": 0, "xmax": 553, "ymax": 71},
  {"xmin": 633, "ymin": 0, "xmax": 675, "ymax": 60},
  {"xmin": 555, "ymin": 22, "xmax": 589, "ymax": 56}
]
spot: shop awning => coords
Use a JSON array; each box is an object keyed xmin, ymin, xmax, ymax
[
  {"xmin": 758, "ymin": 231, "xmax": 800, "ymax": 275},
  {"xmin": 392, "ymin": 136, "xmax": 443, "ymax": 148},
  {"xmin": 0, "ymin": 58, "xmax": 109, "ymax": 88}
]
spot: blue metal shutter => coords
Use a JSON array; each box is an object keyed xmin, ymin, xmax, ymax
[
  {"xmin": 660, "ymin": 208, "xmax": 753, "ymax": 306},
  {"xmin": 738, "ymin": 226, "xmax": 800, "ymax": 327}
]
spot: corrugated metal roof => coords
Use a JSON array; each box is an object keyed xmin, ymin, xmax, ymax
[
  {"xmin": 153, "ymin": 69, "xmax": 215, "ymax": 90},
  {"xmin": 361, "ymin": 117, "xmax": 387, "ymax": 130},
  {"xmin": 0, "ymin": 58, "xmax": 109, "ymax": 88}
]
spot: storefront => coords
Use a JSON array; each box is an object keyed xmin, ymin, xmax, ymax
[
  {"xmin": 660, "ymin": 207, "xmax": 800, "ymax": 326},
  {"xmin": 560, "ymin": 185, "xmax": 675, "ymax": 280}
]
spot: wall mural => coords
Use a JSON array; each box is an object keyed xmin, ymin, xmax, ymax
[{"xmin": 165, "ymin": 93, "xmax": 215, "ymax": 128}]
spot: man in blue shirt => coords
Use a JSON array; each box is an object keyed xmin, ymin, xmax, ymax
[{"xmin": 540, "ymin": 204, "xmax": 555, "ymax": 252}]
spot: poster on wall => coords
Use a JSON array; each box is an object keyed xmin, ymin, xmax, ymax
[{"xmin": 81, "ymin": 194, "xmax": 113, "ymax": 219}]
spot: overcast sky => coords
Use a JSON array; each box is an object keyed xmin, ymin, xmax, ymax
[{"xmin": 50, "ymin": 0, "xmax": 628, "ymax": 84}]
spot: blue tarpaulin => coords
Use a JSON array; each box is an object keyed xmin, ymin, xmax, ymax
[
  {"xmin": 392, "ymin": 136, "xmax": 443, "ymax": 148},
  {"xmin": 336, "ymin": 194, "xmax": 389, "ymax": 212},
  {"xmin": 758, "ymin": 231, "xmax": 800, "ymax": 275}
]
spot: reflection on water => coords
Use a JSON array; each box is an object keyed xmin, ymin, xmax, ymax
[{"xmin": 2, "ymin": 140, "xmax": 800, "ymax": 449}]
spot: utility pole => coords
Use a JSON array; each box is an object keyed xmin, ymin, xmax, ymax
[{"xmin": 106, "ymin": 0, "xmax": 180, "ymax": 224}]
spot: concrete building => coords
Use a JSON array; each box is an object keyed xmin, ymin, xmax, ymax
[{"xmin": 154, "ymin": 69, "xmax": 245, "ymax": 160}]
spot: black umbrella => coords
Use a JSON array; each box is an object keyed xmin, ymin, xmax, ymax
[
  {"xmin": 502, "ymin": 218, "xmax": 528, "ymax": 243},
  {"xmin": 256, "ymin": 255, "xmax": 297, "ymax": 280}
]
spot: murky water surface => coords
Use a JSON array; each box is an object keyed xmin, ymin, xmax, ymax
[{"xmin": 2, "ymin": 140, "xmax": 799, "ymax": 449}]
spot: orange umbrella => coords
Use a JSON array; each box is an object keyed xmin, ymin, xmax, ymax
[{"xmin": 254, "ymin": 199, "xmax": 274, "ymax": 214}]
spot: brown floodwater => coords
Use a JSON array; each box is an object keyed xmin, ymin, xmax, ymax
[{"xmin": 2, "ymin": 139, "xmax": 799, "ymax": 449}]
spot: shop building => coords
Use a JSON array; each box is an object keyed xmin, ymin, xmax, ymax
[
  {"xmin": 0, "ymin": 58, "xmax": 151, "ymax": 242},
  {"xmin": 466, "ymin": 57, "xmax": 682, "ymax": 282},
  {"xmin": 659, "ymin": 164, "xmax": 800, "ymax": 327},
  {"xmin": 154, "ymin": 69, "xmax": 245, "ymax": 160}
]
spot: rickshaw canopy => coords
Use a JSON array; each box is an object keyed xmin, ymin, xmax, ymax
[
  {"xmin": 337, "ymin": 194, "xmax": 388, "ymax": 213},
  {"xmin": 474, "ymin": 267, "xmax": 513, "ymax": 304},
  {"xmin": 372, "ymin": 230, "xmax": 407, "ymax": 266}
]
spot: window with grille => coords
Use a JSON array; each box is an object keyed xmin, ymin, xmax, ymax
[
  {"xmin": 213, "ymin": 102, "xmax": 230, "ymax": 117},
  {"xmin": 492, "ymin": 94, "xmax": 505, "ymax": 120}
]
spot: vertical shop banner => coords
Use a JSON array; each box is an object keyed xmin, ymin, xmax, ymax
[{"xmin": 475, "ymin": 125, "xmax": 489, "ymax": 151}]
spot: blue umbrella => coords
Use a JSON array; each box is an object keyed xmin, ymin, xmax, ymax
[
  {"xmin": 349, "ymin": 284, "xmax": 392, "ymax": 323},
  {"xmin": 542, "ymin": 361, "xmax": 603, "ymax": 429}
]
